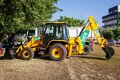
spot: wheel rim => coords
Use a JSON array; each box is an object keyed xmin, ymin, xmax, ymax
[
  {"xmin": 23, "ymin": 51, "xmax": 30, "ymax": 59},
  {"xmin": 52, "ymin": 47, "xmax": 63, "ymax": 58}
]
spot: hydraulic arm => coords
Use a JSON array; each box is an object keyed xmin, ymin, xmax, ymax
[
  {"xmin": 69, "ymin": 16, "xmax": 114, "ymax": 60},
  {"xmin": 88, "ymin": 16, "xmax": 114, "ymax": 59}
]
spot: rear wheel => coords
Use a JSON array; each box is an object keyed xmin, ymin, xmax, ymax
[
  {"xmin": 21, "ymin": 48, "xmax": 34, "ymax": 60},
  {"xmin": 83, "ymin": 45, "xmax": 90, "ymax": 55},
  {"xmin": 49, "ymin": 43, "xmax": 67, "ymax": 61}
]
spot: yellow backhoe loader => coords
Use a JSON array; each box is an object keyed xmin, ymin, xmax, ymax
[{"xmin": 14, "ymin": 16, "xmax": 114, "ymax": 61}]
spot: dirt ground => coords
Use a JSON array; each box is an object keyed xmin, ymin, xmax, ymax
[{"xmin": 0, "ymin": 45, "xmax": 120, "ymax": 80}]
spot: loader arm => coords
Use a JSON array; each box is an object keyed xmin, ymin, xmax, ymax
[
  {"xmin": 76, "ymin": 16, "xmax": 114, "ymax": 59},
  {"xmin": 16, "ymin": 36, "xmax": 43, "ymax": 58}
]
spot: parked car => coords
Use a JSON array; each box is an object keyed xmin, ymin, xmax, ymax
[
  {"xmin": 116, "ymin": 40, "xmax": 120, "ymax": 45},
  {"xmin": 108, "ymin": 39, "xmax": 116, "ymax": 46}
]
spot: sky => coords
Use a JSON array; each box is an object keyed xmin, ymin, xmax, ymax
[{"xmin": 52, "ymin": 0, "xmax": 120, "ymax": 27}]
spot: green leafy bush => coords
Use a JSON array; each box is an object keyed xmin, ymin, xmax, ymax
[
  {"xmin": 102, "ymin": 29, "xmax": 115, "ymax": 39},
  {"xmin": 112, "ymin": 27, "xmax": 120, "ymax": 40},
  {"xmin": 17, "ymin": 38, "xmax": 24, "ymax": 42},
  {"xmin": 102, "ymin": 27, "xmax": 120, "ymax": 40}
]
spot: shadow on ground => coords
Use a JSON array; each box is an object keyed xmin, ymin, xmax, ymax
[
  {"xmin": 0, "ymin": 53, "xmax": 106, "ymax": 61},
  {"xmin": 34, "ymin": 54, "xmax": 52, "ymax": 61},
  {"xmin": 71, "ymin": 55, "xmax": 106, "ymax": 60}
]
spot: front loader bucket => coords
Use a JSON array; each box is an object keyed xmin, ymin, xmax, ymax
[{"xmin": 102, "ymin": 46, "xmax": 115, "ymax": 60}]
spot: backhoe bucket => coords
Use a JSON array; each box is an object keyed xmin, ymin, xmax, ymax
[{"xmin": 102, "ymin": 46, "xmax": 114, "ymax": 60}]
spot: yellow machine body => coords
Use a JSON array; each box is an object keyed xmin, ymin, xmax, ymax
[
  {"xmin": 16, "ymin": 36, "xmax": 43, "ymax": 58},
  {"xmin": 16, "ymin": 16, "xmax": 114, "ymax": 60}
]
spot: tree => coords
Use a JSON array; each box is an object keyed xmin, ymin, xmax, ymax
[
  {"xmin": 102, "ymin": 29, "xmax": 115, "ymax": 39},
  {"xmin": 0, "ymin": 0, "xmax": 60, "ymax": 34},
  {"xmin": 112, "ymin": 27, "xmax": 120, "ymax": 40},
  {"xmin": 56, "ymin": 16, "xmax": 85, "ymax": 27},
  {"xmin": 102, "ymin": 27, "xmax": 120, "ymax": 40}
]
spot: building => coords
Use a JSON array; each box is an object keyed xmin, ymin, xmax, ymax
[{"xmin": 102, "ymin": 5, "xmax": 120, "ymax": 28}]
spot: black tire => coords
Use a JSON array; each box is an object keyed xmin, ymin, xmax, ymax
[
  {"xmin": 21, "ymin": 48, "xmax": 34, "ymax": 60},
  {"xmin": 83, "ymin": 45, "xmax": 90, "ymax": 55},
  {"xmin": 9, "ymin": 49, "xmax": 16, "ymax": 59},
  {"xmin": 49, "ymin": 43, "xmax": 67, "ymax": 61}
]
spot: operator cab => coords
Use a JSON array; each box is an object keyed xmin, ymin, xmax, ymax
[{"xmin": 42, "ymin": 22, "xmax": 69, "ymax": 45}]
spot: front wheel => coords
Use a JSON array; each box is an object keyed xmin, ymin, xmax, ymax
[
  {"xmin": 21, "ymin": 48, "xmax": 34, "ymax": 60},
  {"xmin": 49, "ymin": 43, "xmax": 67, "ymax": 61}
]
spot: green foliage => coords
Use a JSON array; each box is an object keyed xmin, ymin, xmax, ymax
[
  {"xmin": 56, "ymin": 16, "xmax": 85, "ymax": 27},
  {"xmin": 117, "ymin": 35, "xmax": 120, "ymax": 39},
  {"xmin": 17, "ymin": 37, "xmax": 24, "ymax": 42},
  {"xmin": 102, "ymin": 29, "xmax": 115, "ymax": 39},
  {"xmin": 112, "ymin": 27, "xmax": 120, "ymax": 40},
  {"xmin": 0, "ymin": 0, "xmax": 60, "ymax": 34},
  {"xmin": 102, "ymin": 27, "xmax": 120, "ymax": 40}
]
